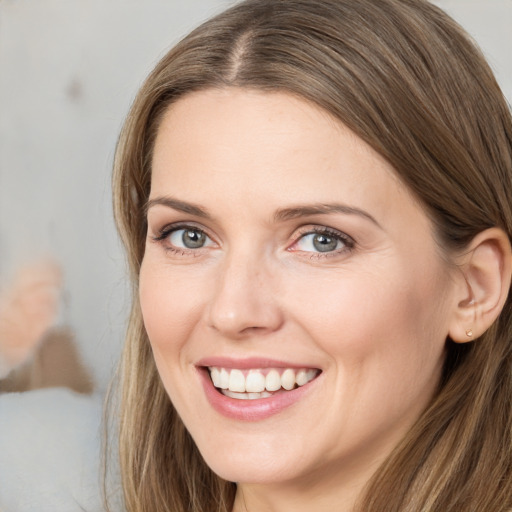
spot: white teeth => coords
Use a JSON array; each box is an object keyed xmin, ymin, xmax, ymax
[
  {"xmin": 219, "ymin": 368, "xmax": 229, "ymax": 389},
  {"xmin": 223, "ymin": 390, "xmax": 250, "ymax": 400},
  {"xmin": 247, "ymin": 392, "xmax": 266, "ymax": 399},
  {"xmin": 306, "ymin": 369, "xmax": 317, "ymax": 381},
  {"xmin": 229, "ymin": 369, "xmax": 246, "ymax": 392},
  {"xmin": 296, "ymin": 369, "xmax": 308, "ymax": 386},
  {"xmin": 297, "ymin": 369, "xmax": 317, "ymax": 386},
  {"xmin": 208, "ymin": 366, "xmax": 319, "ymax": 398},
  {"xmin": 245, "ymin": 370, "xmax": 266, "ymax": 393},
  {"xmin": 223, "ymin": 390, "xmax": 273, "ymax": 400},
  {"xmin": 210, "ymin": 367, "xmax": 221, "ymax": 387},
  {"xmin": 265, "ymin": 369, "xmax": 281, "ymax": 392},
  {"xmin": 281, "ymin": 369, "xmax": 296, "ymax": 390}
]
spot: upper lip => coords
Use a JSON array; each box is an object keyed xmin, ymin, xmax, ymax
[{"xmin": 196, "ymin": 356, "xmax": 320, "ymax": 370}]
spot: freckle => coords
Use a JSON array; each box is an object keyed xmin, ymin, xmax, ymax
[{"xmin": 65, "ymin": 78, "xmax": 83, "ymax": 102}]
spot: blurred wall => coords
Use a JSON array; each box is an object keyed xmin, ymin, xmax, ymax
[
  {"xmin": 0, "ymin": 0, "xmax": 511, "ymax": 392},
  {"xmin": 0, "ymin": 0, "xmax": 232, "ymax": 391}
]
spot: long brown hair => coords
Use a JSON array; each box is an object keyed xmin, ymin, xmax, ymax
[{"xmin": 111, "ymin": 1, "xmax": 512, "ymax": 510}]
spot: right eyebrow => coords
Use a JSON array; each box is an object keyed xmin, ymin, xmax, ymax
[
  {"xmin": 274, "ymin": 202, "xmax": 382, "ymax": 229},
  {"xmin": 144, "ymin": 196, "xmax": 212, "ymax": 219}
]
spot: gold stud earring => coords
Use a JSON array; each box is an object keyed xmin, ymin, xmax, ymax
[{"xmin": 466, "ymin": 328, "xmax": 473, "ymax": 338}]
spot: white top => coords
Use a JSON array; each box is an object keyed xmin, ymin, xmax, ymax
[{"xmin": 0, "ymin": 388, "xmax": 119, "ymax": 511}]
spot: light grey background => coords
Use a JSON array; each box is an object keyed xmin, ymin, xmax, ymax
[{"xmin": 0, "ymin": 0, "xmax": 511, "ymax": 392}]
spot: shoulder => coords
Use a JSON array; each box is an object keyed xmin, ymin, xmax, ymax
[{"xmin": 0, "ymin": 388, "xmax": 104, "ymax": 511}]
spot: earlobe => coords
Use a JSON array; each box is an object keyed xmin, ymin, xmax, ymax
[{"xmin": 449, "ymin": 228, "xmax": 512, "ymax": 343}]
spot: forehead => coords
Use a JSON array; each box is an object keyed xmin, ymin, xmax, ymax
[{"xmin": 150, "ymin": 88, "xmax": 423, "ymax": 230}]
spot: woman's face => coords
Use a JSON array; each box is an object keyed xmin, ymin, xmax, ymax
[{"xmin": 140, "ymin": 89, "xmax": 458, "ymax": 496}]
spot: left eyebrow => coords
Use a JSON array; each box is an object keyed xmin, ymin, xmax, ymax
[
  {"xmin": 274, "ymin": 203, "xmax": 382, "ymax": 228},
  {"xmin": 144, "ymin": 196, "xmax": 212, "ymax": 219}
]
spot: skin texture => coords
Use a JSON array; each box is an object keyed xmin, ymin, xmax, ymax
[{"xmin": 139, "ymin": 88, "xmax": 463, "ymax": 512}]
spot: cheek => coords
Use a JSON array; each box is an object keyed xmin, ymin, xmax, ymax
[
  {"xmin": 138, "ymin": 263, "xmax": 209, "ymax": 413},
  {"xmin": 289, "ymin": 260, "xmax": 450, "ymax": 374},
  {"xmin": 313, "ymin": 268, "xmax": 448, "ymax": 424},
  {"xmin": 139, "ymin": 262, "xmax": 204, "ymax": 358}
]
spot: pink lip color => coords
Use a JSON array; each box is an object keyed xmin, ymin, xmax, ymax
[{"xmin": 197, "ymin": 363, "xmax": 320, "ymax": 422}]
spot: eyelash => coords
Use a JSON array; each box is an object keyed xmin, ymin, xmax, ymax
[
  {"xmin": 151, "ymin": 223, "xmax": 214, "ymax": 256},
  {"xmin": 150, "ymin": 223, "xmax": 355, "ymax": 259},
  {"xmin": 289, "ymin": 226, "xmax": 355, "ymax": 259}
]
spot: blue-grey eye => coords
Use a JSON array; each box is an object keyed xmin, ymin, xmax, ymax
[
  {"xmin": 169, "ymin": 228, "xmax": 210, "ymax": 249},
  {"xmin": 295, "ymin": 232, "xmax": 344, "ymax": 253}
]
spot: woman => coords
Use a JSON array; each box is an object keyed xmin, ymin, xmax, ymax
[{"xmin": 111, "ymin": 0, "xmax": 512, "ymax": 510}]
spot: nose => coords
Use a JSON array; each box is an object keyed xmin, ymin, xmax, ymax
[{"xmin": 205, "ymin": 252, "xmax": 284, "ymax": 339}]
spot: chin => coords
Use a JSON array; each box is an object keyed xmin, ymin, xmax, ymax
[
  {"xmin": 192, "ymin": 429, "xmax": 303, "ymax": 485},
  {"xmin": 205, "ymin": 456, "xmax": 296, "ymax": 485}
]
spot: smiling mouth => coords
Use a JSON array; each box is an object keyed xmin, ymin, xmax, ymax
[{"xmin": 207, "ymin": 367, "xmax": 321, "ymax": 400}]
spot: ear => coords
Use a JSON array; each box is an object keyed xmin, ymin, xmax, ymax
[{"xmin": 449, "ymin": 228, "xmax": 512, "ymax": 343}]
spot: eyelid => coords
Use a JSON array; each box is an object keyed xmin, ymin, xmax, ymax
[
  {"xmin": 150, "ymin": 222, "xmax": 218, "ymax": 256},
  {"xmin": 152, "ymin": 221, "xmax": 213, "ymax": 241},
  {"xmin": 288, "ymin": 225, "xmax": 355, "ymax": 255},
  {"xmin": 149, "ymin": 221, "xmax": 354, "ymax": 258}
]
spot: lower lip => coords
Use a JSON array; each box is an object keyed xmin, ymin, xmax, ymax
[{"xmin": 198, "ymin": 368, "xmax": 319, "ymax": 421}]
